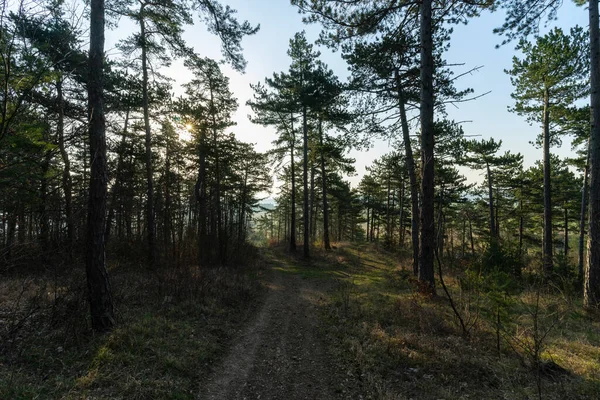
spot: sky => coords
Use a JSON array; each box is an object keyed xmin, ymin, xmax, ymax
[{"xmin": 105, "ymin": 0, "xmax": 589, "ymax": 193}]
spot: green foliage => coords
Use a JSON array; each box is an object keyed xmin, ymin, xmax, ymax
[
  {"xmin": 551, "ymin": 253, "xmax": 580, "ymax": 296},
  {"xmin": 461, "ymin": 244, "xmax": 522, "ymax": 294},
  {"xmin": 506, "ymin": 26, "xmax": 589, "ymax": 128},
  {"xmin": 192, "ymin": 0, "xmax": 259, "ymax": 71},
  {"xmin": 483, "ymin": 243, "xmax": 523, "ymax": 279}
]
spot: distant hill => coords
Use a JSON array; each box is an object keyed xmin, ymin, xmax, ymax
[{"xmin": 259, "ymin": 202, "xmax": 275, "ymax": 211}]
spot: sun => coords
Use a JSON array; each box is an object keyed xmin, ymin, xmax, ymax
[{"xmin": 178, "ymin": 123, "xmax": 193, "ymax": 142}]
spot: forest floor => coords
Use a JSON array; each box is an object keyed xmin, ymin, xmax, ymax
[
  {"xmin": 204, "ymin": 242, "xmax": 600, "ymax": 400},
  {"xmin": 2, "ymin": 243, "xmax": 600, "ymax": 399},
  {"xmin": 198, "ymin": 250, "xmax": 358, "ymax": 399},
  {"xmin": 0, "ymin": 250, "xmax": 265, "ymax": 399}
]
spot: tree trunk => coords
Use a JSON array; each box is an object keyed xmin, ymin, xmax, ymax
[
  {"xmin": 418, "ymin": 0, "xmax": 435, "ymax": 294},
  {"xmin": 519, "ymin": 197, "xmax": 524, "ymax": 258},
  {"xmin": 106, "ymin": 109, "xmax": 129, "ymax": 242},
  {"xmin": 396, "ymin": 70, "xmax": 420, "ymax": 275},
  {"xmin": 398, "ymin": 176, "xmax": 405, "ymax": 247},
  {"xmin": 319, "ymin": 118, "xmax": 331, "ymax": 250},
  {"xmin": 309, "ymin": 163, "xmax": 316, "ymax": 241},
  {"xmin": 56, "ymin": 78, "xmax": 73, "ymax": 259},
  {"xmin": 277, "ymin": 209, "xmax": 282, "ymax": 243},
  {"xmin": 495, "ymin": 190, "xmax": 500, "ymax": 238},
  {"xmin": 195, "ymin": 129, "xmax": 207, "ymax": 262},
  {"xmin": 86, "ymin": 0, "xmax": 115, "ymax": 332},
  {"xmin": 580, "ymin": 140, "xmax": 590, "ymax": 279},
  {"xmin": 17, "ymin": 204, "xmax": 25, "ymax": 244},
  {"xmin": 586, "ymin": 0, "xmax": 600, "ymax": 309},
  {"xmin": 338, "ymin": 203, "xmax": 343, "ymax": 242},
  {"xmin": 290, "ymin": 114, "xmax": 297, "ymax": 252},
  {"xmin": 39, "ymin": 140, "xmax": 51, "ymax": 265},
  {"xmin": 438, "ymin": 210, "xmax": 444, "ymax": 258},
  {"xmin": 302, "ymin": 104, "xmax": 309, "ymax": 258},
  {"xmin": 486, "ymin": 162, "xmax": 496, "ymax": 241},
  {"xmin": 564, "ymin": 205, "xmax": 569, "ymax": 257},
  {"xmin": 386, "ymin": 169, "xmax": 391, "ymax": 247},
  {"xmin": 542, "ymin": 88, "xmax": 553, "ymax": 276},
  {"xmin": 390, "ymin": 186, "xmax": 396, "ymax": 248},
  {"xmin": 469, "ymin": 215, "xmax": 475, "ymax": 257},
  {"xmin": 449, "ymin": 225, "xmax": 454, "ymax": 260},
  {"xmin": 164, "ymin": 132, "xmax": 172, "ymax": 251},
  {"xmin": 210, "ymin": 88, "xmax": 224, "ymax": 265},
  {"xmin": 284, "ymin": 202, "xmax": 289, "ymax": 244},
  {"xmin": 6, "ymin": 211, "xmax": 15, "ymax": 259},
  {"xmin": 366, "ymin": 205, "xmax": 370, "ymax": 242},
  {"xmin": 462, "ymin": 218, "xmax": 466, "ymax": 257},
  {"xmin": 239, "ymin": 169, "xmax": 248, "ymax": 244},
  {"xmin": 371, "ymin": 207, "xmax": 375, "ymax": 242},
  {"xmin": 140, "ymin": 12, "xmax": 156, "ymax": 269}
]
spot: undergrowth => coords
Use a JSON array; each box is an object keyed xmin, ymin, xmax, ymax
[
  {"xmin": 316, "ymin": 243, "xmax": 600, "ymax": 400},
  {"xmin": 0, "ymin": 251, "xmax": 265, "ymax": 399}
]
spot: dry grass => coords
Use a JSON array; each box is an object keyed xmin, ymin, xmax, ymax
[
  {"xmin": 0, "ymin": 254, "xmax": 266, "ymax": 399},
  {"xmin": 316, "ymin": 243, "xmax": 600, "ymax": 400}
]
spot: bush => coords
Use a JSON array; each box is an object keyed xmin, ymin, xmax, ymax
[
  {"xmin": 550, "ymin": 253, "xmax": 579, "ymax": 297},
  {"xmin": 480, "ymin": 241, "xmax": 523, "ymax": 278}
]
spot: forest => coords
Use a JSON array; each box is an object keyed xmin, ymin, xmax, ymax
[{"xmin": 1, "ymin": 0, "xmax": 600, "ymax": 399}]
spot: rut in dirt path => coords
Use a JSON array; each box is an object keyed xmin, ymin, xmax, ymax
[{"xmin": 198, "ymin": 257, "xmax": 351, "ymax": 400}]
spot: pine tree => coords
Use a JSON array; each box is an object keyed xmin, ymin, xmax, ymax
[
  {"xmin": 249, "ymin": 74, "xmax": 300, "ymax": 252},
  {"xmin": 462, "ymin": 138, "xmax": 523, "ymax": 243},
  {"xmin": 506, "ymin": 26, "xmax": 588, "ymax": 276},
  {"xmin": 86, "ymin": 0, "xmax": 115, "ymax": 332},
  {"xmin": 496, "ymin": 0, "xmax": 600, "ymax": 309}
]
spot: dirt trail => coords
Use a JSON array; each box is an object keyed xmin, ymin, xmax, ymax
[{"xmin": 198, "ymin": 256, "xmax": 352, "ymax": 400}]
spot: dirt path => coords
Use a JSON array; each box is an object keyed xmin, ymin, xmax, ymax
[{"xmin": 198, "ymin": 255, "xmax": 352, "ymax": 400}]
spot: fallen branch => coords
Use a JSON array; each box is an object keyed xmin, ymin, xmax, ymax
[{"xmin": 434, "ymin": 246, "xmax": 468, "ymax": 337}]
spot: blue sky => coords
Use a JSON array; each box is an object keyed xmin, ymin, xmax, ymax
[{"xmin": 106, "ymin": 0, "xmax": 589, "ymax": 190}]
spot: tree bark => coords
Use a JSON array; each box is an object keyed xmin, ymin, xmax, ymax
[
  {"xmin": 140, "ymin": 11, "xmax": 156, "ymax": 269},
  {"xmin": 284, "ymin": 202, "xmax": 288, "ymax": 245},
  {"xmin": 519, "ymin": 197, "xmax": 524, "ymax": 258},
  {"xmin": 542, "ymin": 88, "xmax": 553, "ymax": 276},
  {"xmin": 86, "ymin": 0, "xmax": 114, "ymax": 332},
  {"xmin": 210, "ymin": 87, "xmax": 224, "ymax": 264},
  {"xmin": 289, "ymin": 114, "xmax": 297, "ymax": 252},
  {"xmin": 396, "ymin": 70, "xmax": 420, "ymax": 275},
  {"xmin": 398, "ymin": 176, "xmax": 405, "ymax": 246},
  {"xmin": 486, "ymin": 162, "xmax": 496, "ymax": 241},
  {"xmin": 418, "ymin": 0, "xmax": 435, "ymax": 294},
  {"xmin": 586, "ymin": 0, "xmax": 600, "ymax": 309},
  {"xmin": 309, "ymin": 163, "xmax": 316, "ymax": 240},
  {"xmin": 319, "ymin": 118, "xmax": 331, "ymax": 250},
  {"xmin": 17, "ymin": 204, "xmax": 25, "ymax": 244},
  {"xmin": 579, "ymin": 140, "xmax": 590, "ymax": 279},
  {"xmin": 371, "ymin": 206, "xmax": 375, "ymax": 242},
  {"xmin": 303, "ymin": 104, "xmax": 309, "ymax": 258},
  {"xmin": 366, "ymin": 204, "xmax": 370, "ymax": 242},
  {"xmin": 105, "ymin": 109, "xmax": 129, "ymax": 242},
  {"xmin": 56, "ymin": 77, "xmax": 73, "ymax": 259},
  {"xmin": 495, "ymin": 190, "xmax": 500, "ymax": 237},
  {"xmin": 386, "ymin": 168, "xmax": 391, "ymax": 247},
  {"xmin": 462, "ymin": 218, "xmax": 466, "ymax": 257},
  {"xmin": 6, "ymin": 210, "xmax": 15, "ymax": 259},
  {"xmin": 39, "ymin": 139, "xmax": 51, "ymax": 265},
  {"xmin": 338, "ymin": 202, "xmax": 343, "ymax": 242},
  {"xmin": 469, "ymin": 215, "xmax": 475, "ymax": 257},
  {"xmin": 164, "ymin": 130, "xmax": 172, "ymax": 250},
  {"xmin": 564, "ymin": 205, "xmax": 569, "ymax": 257},
  {"xmin": 239, "ymin": 169, "xmax": 248, "ymax": 244}
]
